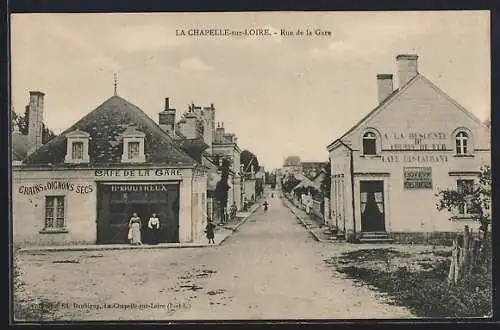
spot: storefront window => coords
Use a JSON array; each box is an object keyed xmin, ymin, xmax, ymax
[{"xmin": 45, "ymin": 196, "xmax": 65, "ymax": 229}]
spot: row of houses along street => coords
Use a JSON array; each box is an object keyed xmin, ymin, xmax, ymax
[{"xmin": 11, "ymin": 53, "xmax": 492, "ymax": 321}]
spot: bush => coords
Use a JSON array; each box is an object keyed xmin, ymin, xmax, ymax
[{"xmin": 335, "ymin": 249, "xmax": 492, "ymax": 317}]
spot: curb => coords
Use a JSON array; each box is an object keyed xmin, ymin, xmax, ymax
[
  {"xmin": 282, "ymin": 198, "xmax": 328, "ymax": 243},
  {"xmin": 17, "ymin": 200, "xmax": 266, "ymax": 253},
  {"xmin": 218, "ymin": 201, "xmax": 263, "ymax": 245}
]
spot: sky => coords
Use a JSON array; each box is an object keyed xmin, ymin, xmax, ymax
[{"xmin": 11, "ymin": 11, "xmax": 490, "ymax": 170}]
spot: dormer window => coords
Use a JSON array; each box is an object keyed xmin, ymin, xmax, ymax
[
  {"xmin": 64, "ymin": 129, "xmax": 90, "ymax": 164},
  {"xmin": 456, "ymin": 131, "xmax": 469, "ymax": 155},
  {"xmin": 121, "ymin": 126, "xmax": 146, "ymax": 163},
  {"xmin": 362, "ymin": 132, "xmax": 377, "ymax": 155}
]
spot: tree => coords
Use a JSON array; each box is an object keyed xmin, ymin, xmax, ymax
[
  {"xmin": 12, "ymin": 107, "xmax": 56, "ymax": 144},
  {"xmin": 436, "ymin": 164, "xmax": 491, "ymax": 240},
  {"xmin": 320, "ymin": 160, "xmax": 331, "ymax": 199},
  {"xmin": 214, "ymin": 157, "xmax": 232, "ymax": 223},
  {"xmin": 240, "ymin": 149, "xmax": 260, "ymax": 174}
]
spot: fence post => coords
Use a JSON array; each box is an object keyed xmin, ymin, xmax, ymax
[{"xmin": 462, "ymin": 225, "xmax": 471, "ymax": 280}]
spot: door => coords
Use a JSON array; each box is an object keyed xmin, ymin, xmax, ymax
[
  {"xmin": 360, "ymin": 181, "xmax": 385, "ymax": 232},
  {"xmin": 96, "ymin": 183, "xmax": 180, "ymax": 244}
]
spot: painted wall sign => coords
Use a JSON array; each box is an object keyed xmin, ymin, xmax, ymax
[
  {"xmin": 19, "ymin": 181, "xmax": 94, "ymax": 195},
  {"xmin": 381, "ymin": 154, "xmax": 448, "ymax": 163},
  {"xmin": 94, "ymin": 168, "xmax": 183, "ymax": 177},
  {"xmin": 108, "ymin": 184, "xmax": 170, "ymax": 192},
  {"xmin": 403, "ymin": 167, "xmax": 432, "ymax": 189},
  {"xmin": 383, "ymin": 131, "xmax": 448, "ymax": 151}
]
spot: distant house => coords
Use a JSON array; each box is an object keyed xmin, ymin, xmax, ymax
[
  {"xmin": 326, "ymin": 54, "xmax": 490, "ymax": 243},
  {"xmin": 301, "ymin": 161, "xmax": 328, "ymax": 180}
]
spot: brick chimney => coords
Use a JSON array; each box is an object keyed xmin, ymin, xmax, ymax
[
  {"xmin": 27, "ymin": 91, "xmax": 45, "ymax": 155},
  {"xmin": 376, "ymin": 74, "xmax": 393, "ymax": 103},
  {"xmin": 215, "ymin": 122, "xmax": 225, "ymax": 142},
  {"xmin": 396, "ymin": 54, "xmax": 418, "ymax": 88},
  {"xmin": 158, "ymin": 97, "xmax": 176, "ymax": 136}
]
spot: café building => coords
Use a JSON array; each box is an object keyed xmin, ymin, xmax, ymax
[
  {"xmin": 12, "ymin": 94, "xmax": 209, "ymax": 246},
  {"xmin": 326, "ymin": 54, "xmax": 490, "ymax": 243}
]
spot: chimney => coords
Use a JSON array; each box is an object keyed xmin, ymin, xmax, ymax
[
  {"xmin": 158, "ymin": 97, "xmax": 176, "ymax": 136},
  {"xmin": 396, "ymin": 54, "xmax": 418, "ymax": 87},
  {"xmin": 27, "ymin": 91, "xmax": 45, "ymax": 155},
  {"xmin": 376, "ymin": 74, "xmax": 393, "ymax": 103},
  {"xmin": 215, "ymin": 122, "xmax": 225, "ymax": 142}
]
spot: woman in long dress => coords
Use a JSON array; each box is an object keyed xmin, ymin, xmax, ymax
[
  {"xmin": 148, "ymin": 213, "xmax": 160, "ymax": 245},
  {"xmin": 128, "ymin": 212, "xmax": 142, "ymax": 245}
]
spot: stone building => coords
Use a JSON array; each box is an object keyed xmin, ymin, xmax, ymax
[
  {"xmin": 12, "ymin": 93, "xmax": 209, "ymax": 246},
  {"xmin": 326, "ymin": 54, "xmax": 490, "ymax": 243}
]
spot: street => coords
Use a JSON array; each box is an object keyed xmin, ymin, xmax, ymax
[{"xmin": 16, "ymin": 195, "xmax": 413, "ymax": 320}]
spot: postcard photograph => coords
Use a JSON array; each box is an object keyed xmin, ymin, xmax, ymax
[{"xmin": 10, "ymin": 10, "xmax": 492, "ymax": 321}]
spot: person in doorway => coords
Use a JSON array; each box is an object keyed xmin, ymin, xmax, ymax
[
  {"xmin": 128, "ymin": 212, "xmax": 142, "ymax": 245},
  {"xmin": 205, "ymin": 218, "xmax": 216, "ymax": 244},
  {"xmin": 148, "ymin": 213, "xmax": 160, "ymax": 245}
]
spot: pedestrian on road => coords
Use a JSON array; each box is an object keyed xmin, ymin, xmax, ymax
[
  {"xmin": 128, "ymin": 212, "xmax": 142, "ymax": 245},
  {"xmin": 148, "ymin": 213, "xmax": 160, "ymax": 245},
  {"xmin": 205, "ymin": 219, "xmax": 216, "ymax": 244}
]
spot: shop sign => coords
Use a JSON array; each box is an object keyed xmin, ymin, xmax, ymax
[
  {"xmin": 94, "ymin": 168, "xmax": 183, "ymax": 178},
  {"xmin": 18, "ymin": 181, "xmax": 94, "ymax": 195},
  {"xmin": 403, "ymin": 167, "xmax": 432, "ymax": 189},
  {"xmin": 108, "ymin": 184, "xmax": 170, "ymax": 192}
]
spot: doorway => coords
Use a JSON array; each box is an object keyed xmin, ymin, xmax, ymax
[
  {"xmin": 360, "ymin": 181, "xmax": 385, "ymax": 232},
  {"xmin": 97, "ymin": 183, "xmax": 180, "ymax": 244}
]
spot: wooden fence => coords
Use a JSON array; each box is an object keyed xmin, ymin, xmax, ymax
[{"xmin": 448, "ymin": 225, "xmax": 487, "ymax": 284}]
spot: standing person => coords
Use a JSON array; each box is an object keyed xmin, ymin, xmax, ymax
[
  {"xmin": 205, "ymin": 219, "xmax": 216, "ymax": 244},
  {"xmin": 230, "ymin": 201, "xmax": 237, "ymax": 220},
  {"xmin": 148, "ymin": 213, "xmax": 160, "ymax": 245},
  {"xmin": 128, "ymin": 212, "xmax": 142, "ymax": 245}
]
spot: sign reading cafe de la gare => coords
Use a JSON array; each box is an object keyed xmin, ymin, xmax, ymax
[{"xmin": 94, "ymin": 168, "xmax": 183, "ymax": 177}]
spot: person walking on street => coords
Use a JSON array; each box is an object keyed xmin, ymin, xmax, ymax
[{"xmin": 205, "ymin": 219, "xmax": 216, "ymax": 244}]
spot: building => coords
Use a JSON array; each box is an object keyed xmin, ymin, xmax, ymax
[
  {"xmin": 326, "ymin": 54, "xmax": 490, "ymax": 243},
  {"xmin": 301, "ymin": 161, "xmax": 328, "ymax": 180},
  {"xmin": 12, "ymin": 93, "xmax": 209, "ymax": 246},
  {"xmin": 169, "ymin": 101, "xmax": 244, "ymax": 212},
  {"xmin": 282, "ymin": 156, "xmax": 302, "ymax": 175}
]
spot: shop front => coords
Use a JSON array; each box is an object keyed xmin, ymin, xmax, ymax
[{"xmin": 96, "ymin": 182, "xmax": 180, "ymax": 244}]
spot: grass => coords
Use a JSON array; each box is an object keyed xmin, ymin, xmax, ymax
[{"xmin": 328, "ymin": 248, "xmax": 492, "ymax": 318}]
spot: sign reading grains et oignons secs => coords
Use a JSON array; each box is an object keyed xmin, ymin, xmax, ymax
[{"xmin": 19, "ymin": 181, "xmax": 94, "ymax": 195}]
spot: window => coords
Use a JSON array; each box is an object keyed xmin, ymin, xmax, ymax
[
  {"xmin": 455, "ymin": 131, "xmax": 469, "ymax": 155},
  {"xmin": 128, "ymin": 142, "xmax": 140, "ymax": 160},
  {"xmin": 362, "ymin": 132, "xmax": 377, "ymax": 155},
  {"xmin": 457, "ymin": 179, "xmax": 474, "ymax": 215},
  {"xmin": 45, "ymin": 196, "xmax": 65, "ymax": 230},
  {"xmin": 71, "ymin": 142, "xmax": 84, "ymax": 160},
  {"xmin": 64, "ymin": 129, "xmax": 90, "ymax": 163},
  {"xmin": 121, "ymin": 126, "xmax": 146, "ymax": 163}
]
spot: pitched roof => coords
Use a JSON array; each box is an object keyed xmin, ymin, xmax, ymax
[
  {"xmin": 11, "ymin": 133, "xmax": 29, "ymax": 161},
  {"xmin": 174, "ymin": 138, "xmax": 210, "ymax": 163},
  {"xmin": 327, "ymin": 72, "xmax": 488, "ymax": 151},
  {"xmin": 23, "ymin": 95, "xmax": 198, "ymax": 167}
]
